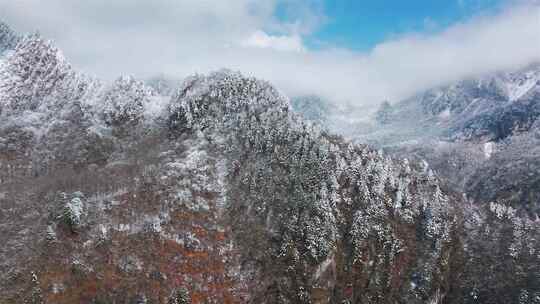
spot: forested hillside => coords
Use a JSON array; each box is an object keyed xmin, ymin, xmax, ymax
[{"xmin": 0, "ymin": 22, "xmax": 539, "ymax": 304}]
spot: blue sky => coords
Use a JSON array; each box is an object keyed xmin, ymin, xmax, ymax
[{"xmin": 277, "ymin": 0, "xmax": 505, "ymax": 50}]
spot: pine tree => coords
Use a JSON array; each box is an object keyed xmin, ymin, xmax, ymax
[
  {"xmin": 0, "ymin": 33, "xmax": 70, "ymax": 112},
  {"xmin": 102, "ymin": 75, "xmax": 151, "ymax": 126},
  {"xmin": 59, "ymin": 192, "xmax": 85, "ymax": 232}
]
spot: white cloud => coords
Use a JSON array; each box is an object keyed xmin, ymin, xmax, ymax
[
  {"xmin": 0, "ymin": 0, "xmax": 539, "ymax": 107},
  {"xmin": 241, "ymin": 31, "xmax": 305, "ymax": 52}
]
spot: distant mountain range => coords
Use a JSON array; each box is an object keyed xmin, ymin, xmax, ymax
[
  {"xmin": 409, "ymin": 63, "xmax": 540, "ymax": 142},
  {"xmin": 293, "ymin": 63, "xmax": 540, "ymax": 217}
]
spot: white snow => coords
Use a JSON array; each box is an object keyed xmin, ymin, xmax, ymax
[
  {"xmin": 215, "ymin": 158, "xmax": 229, "ymax": 210},
  {"xmin": 144, "ymin": 95, "xmax": 169, "ymax": 120},
  {"xmin": 506, "ymin": 70, "xmax": 540, "ymax": 101},
  {"xmin": 483, "ymin": 142, "xmax": 495, "ymax": 159},
  {"xmin": 438, "ymin": 108, "xmax": 451, "ymax": 119},
  {"xmin": 507, "ymin": 78, "xmax": 537, "ymax": 101},
  {"xmin": 64, "ymin": 196, "xmax": 84, "ymax": 226},
  {"xmin": 489, "ymin": 202, "xmax": 516, "ymax": 219},
  {"xmin": 145, "ymin": 215, "xmax": 162, "ymax": 233}
]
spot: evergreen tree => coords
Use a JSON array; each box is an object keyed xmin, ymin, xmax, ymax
[
  {"xmin": 102, "ymin": 75, "xmax": 151, "ymax": 126},
  {"xmin": 0, "ymin": 33, "xmax": 70, "ymax": 113}
]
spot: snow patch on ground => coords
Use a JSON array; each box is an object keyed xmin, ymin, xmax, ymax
[
  {"xmin": 483, "ymin": 142, "xmax": 495, "ymax": 159},
  {"xmin": 86, "ymin": 188, "xmax": 128, "ymax": 210},
  {"xmin": 215, "ymin": 158, "xmax": 229, "ymax": 210}
]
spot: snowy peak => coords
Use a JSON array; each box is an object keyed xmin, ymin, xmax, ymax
[
  {"xmin": 497, "ymin": 64, "xmax": 540, "ymax": 101},
  {"xmin": 423, "ymin": 63, "xmax": 540, "ymax": 116},
  {"xmin": 405, "ymin": 63, "xmax": 540, "ymax": 141},
  {"xmin": 168, "ymin": 69, "xmax": 291, "ymax": 132}
]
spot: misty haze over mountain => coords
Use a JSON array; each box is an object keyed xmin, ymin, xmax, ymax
[{"xmin": 1, "ymin": 0, "xmax": 539, "ymax": 106}]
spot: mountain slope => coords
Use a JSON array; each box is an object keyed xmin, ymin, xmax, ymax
[
  {"xmin": 0, "ymin": 26, "xmax": 538, "ymax": 304},
  {"xmin": 292, "ymin": 66, "xmax": 540, "ymax": 303},
  {"xmin": 329, "ymin": 64, "xmax": 540, "ymax": 216}
]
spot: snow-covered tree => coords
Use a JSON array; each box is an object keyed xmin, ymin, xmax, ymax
[
  {"xmin": 0, "ymin": 22, "xmax": 20, "ymax": 53},
  {"xmin": 0, "ymin": 33, "xmax": 70, "ymax": 113},
  {"xmin": 59, "ymin": 192, "xmax": 85, "ymax": 231},
  {"xmin": 101, "ymin": 75, "xmax": 152, "ymax": 126}
]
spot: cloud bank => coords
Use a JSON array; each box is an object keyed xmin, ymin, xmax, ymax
[{"xmin": 1, "ymin": 0, "xmax": 539, "ymax": 105}]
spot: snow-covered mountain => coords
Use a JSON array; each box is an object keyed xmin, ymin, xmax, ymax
[
  {"xmin": 0, "ymin": 22, "xmax": 538, "ymax": 304},
  {"xmin": 495, "ymin": 66, "xmax": 540, "ymax": 102},
  {"xmin": 367, "ymin": 64, "xmax": 540, "ymax": 216},
  {"xmin": 415, "ymin": 63, "xmax": 540, "ymax": 141},
  {"xmin": 292, "ymin": 65, "xmax": 540, "ymax": 302},
  {"xmin": 292, "ymin": 64, "xmax": 540, "ymax": 217},
  {"xmin": 332, "ymin": 63, "xmax": 540, "ymax": 147},
  {"xmin": 421, "ymin": 64, "xmax": 540, "ymax": 115}
]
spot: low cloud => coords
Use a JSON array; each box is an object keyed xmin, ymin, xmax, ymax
[{"xmin": 1, "ymin": 0, "xmax": 539, "ymax": 106}]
